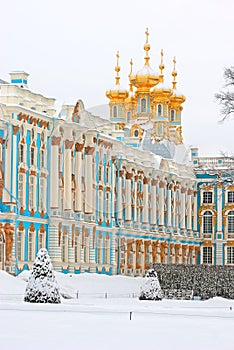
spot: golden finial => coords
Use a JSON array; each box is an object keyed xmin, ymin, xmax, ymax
[
  {"xmin": 115, "ymin": 51, "xmax": 120, "ymax": 86},
  {"xmin": 159, "ymin": 49, "xmax": 165, "ymax": 82},
  {"xmin": 129, "ymin": 58, "xmax": 133, "ymax": 93},
  {"xmin": 172, "ymin": 56, "xmax": 177, "ymax": 90},
  {"xmin": 144, "ymin": 27, "xmax": 150, "ymax": 66}
]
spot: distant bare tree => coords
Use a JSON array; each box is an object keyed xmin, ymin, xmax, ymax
[{"xmin": 215, "ymin": 67, "xmax": 234, "ymax": 121}]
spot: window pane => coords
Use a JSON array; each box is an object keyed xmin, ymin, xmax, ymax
[
  {"xmin": 203, "ymin": 246, "xmax": 212, "ymax": 264},
  {"xmin": 203, "ymin": 192, "xmax": 212, "ymax": 204},
  {"xmin": 227, "ymin": 247, "xmax": 234, "ymax": 264},
  {"xmin": 228, "ymin": 191, "xmax": 234, "ymax": 203}
]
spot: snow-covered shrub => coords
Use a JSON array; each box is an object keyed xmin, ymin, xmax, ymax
[
  {"xmin": 24, "ymin": 248, "xmax": 61, "ymax": 303},
  {"xmin": 139, "ymin": 269, "xmax": 163, "ymax": 301}
]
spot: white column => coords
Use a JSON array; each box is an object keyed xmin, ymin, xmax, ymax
[
  {"xmin": 50, "ymin": 136, "xmax": 60, "ymax": 208},
  {"xmin": 12, "ymin": 126, "xmax": 18, "ymax": 202},
  {"xmin": 217, "ymin": 184, "xmax": 223, "ymax": 233},
  {"xmin": 133, "ymin": 176, "xmax": 137, "ymax": 222},
  {"xmin": 85, "ymin": 146, "xmax": 95, "ymax": 214},
  {"xmin": 117, "ymin": 170, "xmax": 124, "ymax": 221},
  {"xmin": 159, "ymin": 181, "xmax": 165, "ymax": 226},
  {"xmin": 126, "ymin": 172, "xmax": 132, "ymax": 221},
  {"xmin": 3, "ymin": 126, "xmax": 12, "ymax": 203},
  {"xmin": 111, "ymin": 158, "xmax": 116, "ymax": 220},
  {"xmin": 193, "ymin": 191, "xmax": 198, "ymax": 232},
  {"xmin": 180, "ymin": 187, "xmax": 186, "ymax": 230},
  {"xmin": 167, "ymin": 184, "xmax": 172, "ymax": 227},
  {"xmin": 64, "ymin": 140, "xmax": 73, "ymax": 210},
  {"xmin": 142, "ymin": 177, "xmax": 149, "ymax": 224},
  {"xmin": 151, "ymin": 179, "xmax": 157, "ymax": 225},
  {"xmin": 187, "ymin": 189, "xmax": 192, "ymax": 231},
  {"xmin": 75, "ymin": 143, "xmax": 83, "ymax": 212}
]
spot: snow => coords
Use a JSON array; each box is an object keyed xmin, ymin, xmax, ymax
[{"xmin": 1, "ymin": 271, "xmax": 234, "ymax": 349}]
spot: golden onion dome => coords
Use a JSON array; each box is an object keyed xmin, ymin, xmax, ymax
[
  {"xmin": 129, "ymin": 28, "xmax": 160, "ymax": 90},
  {"xmin": 106, "ymin": 51, "xmax": 128, "ymax": 101},
  {"xmin": 152, "ymin": 49, "xmax": 172, "ymax": 98}
]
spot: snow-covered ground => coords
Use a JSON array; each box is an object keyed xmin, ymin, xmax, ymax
[{"xmin": 1, "ymin": 271, "xmax": 234, "ymax": 350}]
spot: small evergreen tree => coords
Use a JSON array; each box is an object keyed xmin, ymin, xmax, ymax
[
  {"xmin": 139, "ymin": 269, "xmax": 163, "ymax": 301},
  {"xmin": 24, "ymin": 248, "xmax": 61, "ymax": 303}
]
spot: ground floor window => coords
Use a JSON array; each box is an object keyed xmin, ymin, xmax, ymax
[
  {"xmin": 203, "ymin": 246, "xmax": 212, "ymax": 264},
  {"xmin": 227, "ymin": 246, "xmax": 234, "ymax": 264}
]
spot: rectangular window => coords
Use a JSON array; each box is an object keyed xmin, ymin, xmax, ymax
[
  {"xmin": 228, "ymin": 215, "xmax": 234, "ymax": 234},
  {"xmin": 203, "ymin": 192, "xmax": 212, "ymax": 204},
  {"xmin": 203, "ymin": 246, "xmax": 212, "ymax": 264},
  {"xmin": 98, "ymin": 166, "xmax": 102, "ymax": 182},
  {"xmin": 18, "ymin": 173, "xmax": 24, "ymax": 208},
  {"xmin": 227, "ymin": 247, "xmax": 234, "ymax": 264},
  {"xmin": 19, "ymin": 144, "xmax": 24, "ymax": 163},
  {"xmin": 29, "ymin": 176, "xmax": 35, "ymax": 209},
  {"xmin": 74, "ymin": 236, "xmax": 79, "ymax": 263},
  {"xmin": 17, "ymin": 231, "xmax": 23, "ymax": 261},
  {"xmin": 28, "ymin": 232, "xmax": 34, "ymax": 261},
  {"xmin": 228, "ymin": 191, "xmax": 234, "ymax": 203},
  {"xmin": 38, "ymin": 232, "xmax": 45, "ymax": 251},
  {"xmin": 31, "ymin": 147, "xmax": 35, "ymax": 166},
  {"xmin": 40, "ymin": 150, "xmax": 45, "ymax": 168},
  {"xmin": 39, "ymin": 177, "xmax": 46, "ymax": 211},
  {"xmin": 203, "ymin": 215, "xmax": 212, "ymax": 234}
]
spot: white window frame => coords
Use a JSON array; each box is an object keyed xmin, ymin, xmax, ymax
[
  {"xmin": 18, "ymin": 172, "xmax": 26, "ymax": 209},
  {"xmin": 203, "ymin": 210, "xmax": 213, "ymax": 234},
  {"xmin": 29, "ymin": 175, "xmax": 37, "ymax": 211},
  {"xmin": 203, "ymin": 191, "xmax": 213, "ymax": 204},
  {"xmin": 28, "ymin": 230, "xmax": 35, "ymax": 261},
  {"xmin": 203, "ymin": 246, "xmax": 212, "ymax": 264},
  {"xmin": 227, "ymin": 246, "xmax": 234, "ymax": 264},
  {"xmin": 228, "ymin": 211, "xmax": 234, "ymax": 234},
  {"xmin": 227, "ymin": 191, "xmax": 234, "ymax": 204},
  {"xmin": 17, "ymin": 230, "xmax": 25, "ymax": 261},
  {"xmin": 61, "ymin": 234, "xmax": 68, "ymax": 263},
  {"xmin": 39, "ymin": 177, "xmax": 47, "ymax": 212}
]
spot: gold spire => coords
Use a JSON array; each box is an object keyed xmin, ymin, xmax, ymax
[
  {"xmin": 159, "ymin": 49, "xmax": 165, "ymax": 83},
  {"xmin": 144, "ymin": 27, "xmax": 151, "ymax": 66},
  {"xmin": 172, "ymin": 56, "xmax": 177, "ymax": 90},
  {"xmin": 129, "ymin": 58, "xmax": 133, "ymax": 93},
  {"xmin": 115, "ymin": 51, "xmax": 121, "ymax": 86}
]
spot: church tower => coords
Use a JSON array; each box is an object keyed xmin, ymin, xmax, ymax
[{"xmin": 106, "ymin": 52, "xmax": 128, "ymax": 131}]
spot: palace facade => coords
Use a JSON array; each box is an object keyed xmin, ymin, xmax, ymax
[{"xmin": 0, "ymin": 30, "xmax": 233, "ymax": 275}]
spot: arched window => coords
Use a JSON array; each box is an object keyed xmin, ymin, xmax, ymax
[
  {"xmin": 158, "ymin": 104, "xmax": 162, "ymax": 116},
  {"xmin": 113, "ymin": 106, "xmax": 117, "ymax": 118},
  {"xmin": 134, "ymin": 129, "xmax": 139, "ymax": 137},
  {"xmin": 203, "ymin": 210, "xmax": 213, "ymax": 234},
  {"xmin": 228, "ymin": 211, "xmax": 234, "ymax": 234},
  {"xmin": 141, "ymin": 98, "xmax": 146, "ymax": 113},
  {"xmin": 171, "ymin": 110, "xmax": 175, "ymax": 121}
]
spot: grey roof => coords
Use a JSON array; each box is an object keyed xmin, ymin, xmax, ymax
[
  {"xmin": 141, "ymin": 129, "xmax": 172, "ymax": 159},
  {"xmin": 0, "ymin": 79, "xmax": 8, "ymax": 84}
]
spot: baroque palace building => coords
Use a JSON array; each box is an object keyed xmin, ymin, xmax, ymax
[{"xmin": 0, "ymin": 29, "xmax": 233, "ymax": 275}]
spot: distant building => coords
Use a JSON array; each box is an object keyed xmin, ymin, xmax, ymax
[{"xmin": 0, "ymin": 29, "xmax": 232, "ymax": 275}]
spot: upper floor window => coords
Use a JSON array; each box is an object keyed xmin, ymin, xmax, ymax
[
  {"xmin": 40, "ymin": 149, "xmax": 45, "ymax": 168},
  {"xmin": 141, "ymin": 98, "xmax": 146, "ymax": 113},
  {"xmin": 171, "ymin": 109, "xmax": 175, "ymax": 121},
  {"xmin": 228, "ymin": 191, "xmax": 234, "ymax": 203},
  {"xmin": 158, "ymin": 104, "xmax": 162, "ymax": 116},
  {"xmin": 30, "ymin": 147, "xmax": 35, "ymax": 167},
  {"xmin": 134, "ymin": 129, "xmax": 139, "ymax": 137},
  {"xmin": 203, "ymin": 191, "xmax": 213, "ymax": 204},
  {"xmin": 113, "ymin": 106, "xmax": 117, "ymax": 118},
  {"xmin": 228, "ymin": 211, "xmax": 234, "ymax": 234},
  {"xmin": 18, "ymin": 173, "xmax": 24, "ymax": 208},
  {"xmin": 127, "ymin": 111, "xmax": 131, "ymax": 121},
  {"xmin": 203, "ymin": 210, "xmax": 213, "ymax": 234},
  {"xmin": 19, "ymin": 143, "xmax": 24, "ymax": 163}
]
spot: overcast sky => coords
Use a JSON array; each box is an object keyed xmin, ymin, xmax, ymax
[{"xmin": 1, "ymin": 0, "xmax": 234, "ymax": 156}]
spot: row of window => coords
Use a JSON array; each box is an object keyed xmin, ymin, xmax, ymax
[
  {"xmin": 17, "ymin": 230, "xmax": 45, "ymax": 261},
  {"xmin": 203, "ymin": 246, "xmax": 234, "ymax": 264},
  {"xmin": 19, "ymin": 144, "xmax": 46, "ymax": 168},
  {"xmin": 202, "ymin": 191, "xmax": 234, "ymax": 204},
  {"xmin": 203, "ymin": 210, "xmax": 234, "ymax": 234},
  {"xmin": 18, "ymin": 173, "xmax": 47, "ymax": 212},
  {"xmin": 112, "ymin": 103, "xmax": 176, "ymax": 119}
]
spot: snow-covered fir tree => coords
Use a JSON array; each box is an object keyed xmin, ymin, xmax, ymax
[
  {"xmin": 139, "ymin": 269, "xmax": 163, "ymax": 301},
  {"xmin": 24, "ymin": 248, "xmax": 61, "ymax": 303}
]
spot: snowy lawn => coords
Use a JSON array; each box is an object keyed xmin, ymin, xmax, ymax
[{"xmin": 0, "ymin": 271, "xmax": 234, "ymax": 350}]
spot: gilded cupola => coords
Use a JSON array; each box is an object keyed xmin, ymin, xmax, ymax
[
  {"xmin": 106, "ymin": 51, "xmax": 128, "ymax": 102},
  {"xmin": 129, "ymin": 28, "xmax": 160, "ymax": 92}
]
